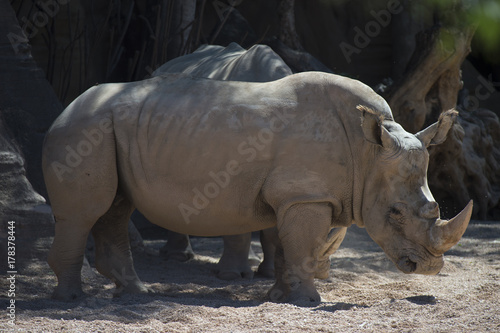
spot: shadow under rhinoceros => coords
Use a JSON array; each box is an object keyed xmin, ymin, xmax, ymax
[{"xmin": 15, "ymin": 292, "xmax": 263, "ymax": 324}]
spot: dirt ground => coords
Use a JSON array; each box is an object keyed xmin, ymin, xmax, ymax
[{"xmin": 1, "ymin": 219, "xmax": 499, "ymax": 332}]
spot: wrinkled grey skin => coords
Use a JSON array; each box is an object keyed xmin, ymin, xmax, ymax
[
  {"xmin": 153, "ymin": 42, "xmax": 295, "ymax": 279},
  {"xmin": 43, "ymin": 72, "xmax": 472, "ymax": 302}
]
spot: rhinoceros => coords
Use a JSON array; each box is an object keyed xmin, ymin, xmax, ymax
[
  {"xmin": 153, "ymin": 42, "xmax": 293, "ymax": 81},
  {"xmin": 43, "ymin": 71, "xmax": 473, "ymax": 302},
  {"xmin": 151, "ymin": 42, "xmax": 294, "ymax": 279}
]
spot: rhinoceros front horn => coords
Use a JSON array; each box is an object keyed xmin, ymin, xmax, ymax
[{"xmin": 429, "ymin": 200, "xmax": 473, "ymax": 254}]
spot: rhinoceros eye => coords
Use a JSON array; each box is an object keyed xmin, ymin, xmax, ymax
[
  {"xmin": 389, "ymin": 206, "xmax": 402, "ymax": 216},
  {"xmin": 388, "ymin": 205, "xmax": 406, "ymax": 226}
]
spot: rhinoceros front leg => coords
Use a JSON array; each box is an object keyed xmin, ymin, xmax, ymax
[
  {"xmin": 216, "ymin": 234, "xmax": 254, "ymax": 280},
  {"xmin": 91, "ymin": 192, "xmax": 152, "ymax": 296},
  {"xmin": 268, "ymin": 202, "xmax": 336, "ymax": 303}
]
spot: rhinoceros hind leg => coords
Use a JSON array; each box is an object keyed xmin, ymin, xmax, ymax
[
  {"xmin": 48, "ymin": 221, "xmax": 91, "ymax": 301},
  {"xmin": 92, "ymin": 192, "xmax": 152, "ymax": 296},
  {"xmin": 160, "ymin": 231, "xmax": 194, "ymax": 262},
  {"xmin": 267, "ymin": 202, "xmax": 334, "ymax": 303},
  {"xmin": 216, "ymin": 234, "xmax": 254, "ymax": 280}
]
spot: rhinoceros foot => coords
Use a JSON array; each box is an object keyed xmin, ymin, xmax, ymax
[
  {"xmin": 113, "ymin": 281, "xmax": 154, "ymax": 297},
  {"xmin": 215, "ymin": 263, "xmax": 254, "ymax": 280},
  {"xmin": 248, "ymin": 246, "xmax": 262, "ymax": 266},
  {"xmin": 214, "ymin": 234, "xmax": 255, "ymax": 280},
  {"xmin": 257, "ymin": 261, "xmax": 275, "ymax": 278},
  {"xmin": 267, "ymin": 280, "xmax": 321, "ymax": 304},
  {"xmin": 51, "ymin": 285, "xmax": 85, "ymax": 301},
  {"xmin": 160, "ymin": 232, "xmax": 195, "ymax": 262},
  {"xmin": 160, "ymin": 248, "xmax": 195, "ymax": 262}
]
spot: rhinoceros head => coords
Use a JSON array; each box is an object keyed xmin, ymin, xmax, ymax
[{"xmin": 357, "ymin": 105, "xmax": 473, "ymax": 275}]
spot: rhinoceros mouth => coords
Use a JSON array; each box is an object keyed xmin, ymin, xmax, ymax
[{"xmin": 396, "ymin": 256, "xmax": 417, "ymax": 273}]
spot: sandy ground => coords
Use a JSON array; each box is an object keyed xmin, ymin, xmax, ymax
[{"xmin": 1, "ymin": 219, "xmax": 499, "ymax": 332}]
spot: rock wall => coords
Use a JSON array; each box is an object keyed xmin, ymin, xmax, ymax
[
  {"xmin": 0, "ymin": 118, "xmax": 54, "ymax": 271},
  {"xmin": 0, "ymin": 0, "xmax": 58, "ymax": 270},
  {"xmin": 0, "ymin": 0, "xmax": 63, "ymax": 197},
  {"xmin": 428, "ymin": 108, "xmax": 500, "ymax": 220}
]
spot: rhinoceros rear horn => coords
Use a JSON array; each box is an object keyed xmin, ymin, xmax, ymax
[{"xmin": 429, "ymin": 200, "xmax": 473, "ymax": 254}]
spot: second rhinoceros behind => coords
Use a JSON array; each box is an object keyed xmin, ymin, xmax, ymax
[{"xmin": 42, "ymin": 71, "xmax": 473, "ymax": 302}]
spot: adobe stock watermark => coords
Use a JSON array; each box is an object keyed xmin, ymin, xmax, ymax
[
  {"xmin": 462, "ymin": 74, "xmax": 500, "ymax": 111},
  {"xmin": 4, "ymin": 221, "xmax": 17, "ymax": 332},
  {"xmin": 178, "ymin": 105, "xmax": 296, "ymax": 224},
  {"xmin": 8, "ymin": 0, "xmax": 71, "ymax": 54},
  {"xmin": 340, "ymin": 0, "xmax": 403, "ymax": 64}
]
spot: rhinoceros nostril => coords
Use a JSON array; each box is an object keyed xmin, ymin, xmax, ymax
[{"xmin": 420, "ymin": 201, "xmax": 440, "ymax": 219}]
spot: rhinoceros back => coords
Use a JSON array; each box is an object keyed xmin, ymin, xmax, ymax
[{"xmin": 152, "ymin": 42, "xmax": 292, "ymax": 82}]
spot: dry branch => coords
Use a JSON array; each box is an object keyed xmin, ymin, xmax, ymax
[{"xmin": 387, "ymin": 25, "xmax": 475, "ymax": 133}]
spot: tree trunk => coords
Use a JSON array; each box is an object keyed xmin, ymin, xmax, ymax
[{"xmin": 386, "ymin": 25, "xmax": 475, "ymax": 133}]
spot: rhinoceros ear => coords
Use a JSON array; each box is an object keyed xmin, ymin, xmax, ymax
[
  {"xmin": 416, "ymin": 109, "xmax": 458, "ymax": 147},
  {"xmin": 357, "ymin": 105, "xmax": 397, "ymax": 148}
]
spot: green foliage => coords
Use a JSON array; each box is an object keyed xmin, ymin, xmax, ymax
[
  {"xmin": 421, "ymin": 0, "xmax": 500, "ymax": 56},
  {"xmin": 469, "ymin": 0, "xmax": 500, "ymax": 57},
  {"xmin": 318, "ymin": 0, "xmax": 499, "ymax": 59}
]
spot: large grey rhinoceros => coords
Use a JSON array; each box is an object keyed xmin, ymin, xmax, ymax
[
  {"xmin": 151, "ymin": 42, "xmax": 294, "ymax": 279},
  {"xmin": 43, "ymin": 71, "xmax": 473, "ymax": 302}
]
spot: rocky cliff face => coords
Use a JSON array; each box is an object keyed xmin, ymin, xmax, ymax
[
  {"xmin": 0, "ymin": 119, "xmax": 54, "ymax": 271},
  {"xmin": 0, "ymin": 1, "xmax": 58, "ymax": 270}
]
